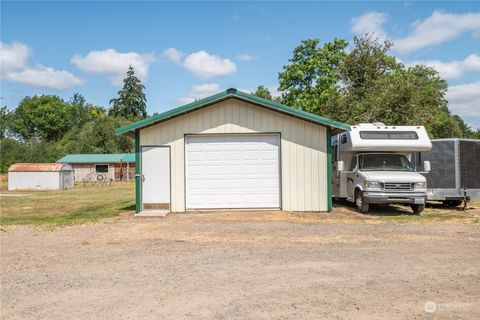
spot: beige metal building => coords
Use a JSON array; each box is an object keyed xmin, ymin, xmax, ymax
[
  {"xmin": 56, "ymin": 154, "xmax": 135, "ymax": 181},
  {"xmin": 116, "ymin": 88, "xmax": 349, "ymax": 213}
]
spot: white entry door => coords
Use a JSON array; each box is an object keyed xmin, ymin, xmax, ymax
[
  {"xmin": 142, "ymin": 146, "xmax": 170, "ymax": 210},
  {"xmin": 186, "ymin": 134, "xmax": 280, "ymax": 209}
]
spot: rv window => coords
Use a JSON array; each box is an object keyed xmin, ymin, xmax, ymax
[
  {"xmin": 359, "ymin": 131, "xmax": 419, "ymax": 140},
  {"xmin": 349, "ymin": 157, "xmax": 357, "ymax": 171},
  {"xmin": 95, "ymin": 164, "xmax": 108, "ymax": 173},
  {"xmin": 341, "ymin": 135, "xmax": 347, "ymax": 144},
  {"xmin": 359, "ymin": 154, "xmax": 414, "ymax": 172}
]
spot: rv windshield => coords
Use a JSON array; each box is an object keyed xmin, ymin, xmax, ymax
[{"xmin": 359, "ymin": 154, "xmax": 414, "ymax": 172}]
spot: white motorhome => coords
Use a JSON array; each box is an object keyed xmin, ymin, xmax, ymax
[{"xmin": 332, "ymin": 123, "xmax": 432, "ymax": 213}]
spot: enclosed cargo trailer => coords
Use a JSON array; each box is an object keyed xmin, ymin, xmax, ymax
[{"xmin": 413, "ymin": 139, "xmax": 480, "ymax": 205}]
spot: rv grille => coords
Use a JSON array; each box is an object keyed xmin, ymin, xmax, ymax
[{"xmin": 382, "ymin": 183, "xmax": 413, "ymax": 191}]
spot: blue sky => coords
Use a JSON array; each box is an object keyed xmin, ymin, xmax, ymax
[{"xmin": 1, "ymin": 1, "xmax": 480, "ymax": 128}]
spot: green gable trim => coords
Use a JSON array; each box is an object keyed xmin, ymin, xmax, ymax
[
  {"xmin": 327, "ymin": 128, "xmax": 333, "ymax": 212},
  {"xmin": 57, "ymin": 153, "xmax": 135, "ymax": 163},
  {"xmin": 116, "ymin": 88, "xmax": 350, "ymax": 135},
  {"xmin": 135, "ymin": 131, "xmax": 141, "ymax": 213}
]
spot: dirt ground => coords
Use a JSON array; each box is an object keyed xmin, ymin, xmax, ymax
[{"xmin": 1, "ymin": 211, "xmax": 479, "ymax": 320}]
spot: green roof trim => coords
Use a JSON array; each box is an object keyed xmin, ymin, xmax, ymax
[
  {"xmin": 115, "ymin": 88, "xmax": 350, "ymax": 135},
  {"xmin": 56, "ymin": 153, "xmax": 135, "ymax": 163}
]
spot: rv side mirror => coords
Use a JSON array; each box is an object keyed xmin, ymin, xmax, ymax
[
  {"xmin": 423, "ymin": 160, "xmax": 431, "ymax": 173},
  {"xmin": 337, "ymin": 161, "xmax": 345, "ymax": 173}
]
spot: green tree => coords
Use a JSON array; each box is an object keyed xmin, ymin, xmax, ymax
[
  {"xmin": 60, "ymin": 116, "xmax": 133, "ymax": 154},
  {"xmin": 252, "ymin": 85, "xmax": 274, "ymax": 100},
  {"xmin": 0, "ymin": 138, "xmax": 66, "ymax": 173},
  {"xmin": 109, "ymin": 66, "xmax": 147, "ymax": 120},
  {"xmin": 10, "ymin": 95, "xmax": 74, "ymax": 142},
  {"xmin": 471, "ymin": 129, "xmax": 480, "ymax": 139},
  {"xmin": 0, "ymin": 138, "xmax": 26, "ymax": 172},
  {"xmin": 278, "ymin": 38, "xmax": 348, "ymax": 114},
  {"xmin": 69, "ymin": 93, "xmax": 90, "ymax": 127},
  {"xmin": 0, "ymin": 107, "xmax": 12, "ymax": 139},
  {"xmin": 340, "ymin": 35, "xmax": 398, "ymax": 97},
  {"xmin": 451, "ymin": 115, "xmax": 473, "ymax": 138},
  {"xmin": 337, "ymin": 38, "xmax": 464, "ymax": 138}
]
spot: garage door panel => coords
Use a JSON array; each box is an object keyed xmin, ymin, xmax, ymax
[{"xmin": 186, "ymin": 134, "xmax": 280, "ymax": 209}]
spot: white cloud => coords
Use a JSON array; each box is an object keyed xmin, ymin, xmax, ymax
[
  {"xmin": 183, "ymin": 51, "xmax": 237, "ymax": 79},
  {"xmin": 446, "ymin": 81, "xmax": 480, "ymax": 129},
  {"xmin": 163, "ymin": 48, "xmax": 237, "ymax": 79},
  {"xmin": 178, "ymin": 83, "xmax": 221, "ymax": 104},
  {"xmin": 71, "ymin": 49, "xmax": 155, "ymax": 85},
  {"xmin": 236, "ymin": 54, "xmax": 255, "ymax": 62},
  {"xmin": 267, "ymin": 85, "xmax": 282, "ymax": 98},
  {"xmin": 351, "ymin": 11, "xmax": 388, "ymax": 41},
  {"xmin": 5, "ymin": 65, "xmax": 85, "ymax": 90},
  {"xmin": 163, "ymin": 47, "xmax": 184, "ymax": 64},
  {"xmin": 0, "ymin": 41, "xmax": 84, "ymax": 90},
  {"xmin": 406, "ymin": 54, "xmax": 480, "ymax": 80},
  {"xmin": 395, "ymin": 11, "xmax": 480, "ymax": 54},
  {"xmin": 0, "ymin": 42, "xmax": 30, "ymax": 72},
  {"xmin": 351, "ymin": 10, "xmax": 480, "ymax": 55}
]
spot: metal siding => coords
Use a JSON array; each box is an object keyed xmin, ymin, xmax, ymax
[
  {"xmin": 8, "ymin": 172, "xmax": 61, "ymax": 190},
  {"xmin": 459, "ymin": 140, "xmax": 480, "ymax": 189},
  {"xmin": 140, "ymin": 99, "xmax": 328, "ymax": 212},
  {"xmin": 421, "ymin": 140, "xmax": 456, "ymax": 188}
]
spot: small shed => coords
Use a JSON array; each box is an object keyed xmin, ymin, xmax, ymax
[
  {"xmin": 56, "ymin": 153, "xmax": 135, "ymax": 181},
  {"xmin": 8, "ymin": 163, "xmax": 74, "ymax": 190}
]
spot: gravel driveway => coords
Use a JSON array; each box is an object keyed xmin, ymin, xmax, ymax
[{"xmin": 1, "ymin": 211, "xmax": 479, "ymax": 319}]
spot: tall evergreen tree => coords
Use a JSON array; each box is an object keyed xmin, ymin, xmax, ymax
[{"xmin": 109, "ymin": 66, "xmax": 147, "ymax": 120}]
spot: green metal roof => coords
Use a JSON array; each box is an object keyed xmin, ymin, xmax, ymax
[
  {"xmin": 56, "ymin": 153, "xmax": 135, "ymax": 163},
  {"xmin": 116, "ymin": 88, "xmax": 350, "ymax": 135}
]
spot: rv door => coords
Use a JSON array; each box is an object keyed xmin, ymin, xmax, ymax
[{"xmin": 346, "ymin": 156, "xmax": 358, "ymax": 200}]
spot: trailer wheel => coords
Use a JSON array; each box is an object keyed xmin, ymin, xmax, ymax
[
  {"xmin": 410, "ymin": 204, "xmax": 425, "ymax": 214},
  {"xmin": 355, "ymin": 191, "xmax": 369, "ymax": 213}
]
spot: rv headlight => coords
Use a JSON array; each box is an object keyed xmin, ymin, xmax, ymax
[
  {"xmin": 364, "ymin": 181, "xmax": 381, "ymax": 189},
  {"xmin": 415, "ymin": 182, "xmax": 427, "ymax": 189}
]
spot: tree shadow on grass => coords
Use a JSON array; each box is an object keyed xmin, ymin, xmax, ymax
[
  {"xmin": 333, "ymin": 199, "xmax": 414, "ymax": 217},
  {"xmin": 425, "ymin": 201, "xmax": 474, "ymax": 212}
]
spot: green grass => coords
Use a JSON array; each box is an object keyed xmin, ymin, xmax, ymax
[
  {"xmin": 0, "ymin": 182, "xmax": 135, "ymax": 226},
  {"xmin": 332, "ymin": 200, "xmax": 480, "ymax": 224},
  {"xmin": 1, "ymin": 173, "xmax": 478, "ymax": 226},
  {"xmin": 367, "ymin": 202, "xmax": 480, "ymax": 223}
]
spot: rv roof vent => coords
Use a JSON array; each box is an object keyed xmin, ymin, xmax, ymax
[{"xmin": 373, "ymin": 122, "xmax": 385, "ymax": 126}]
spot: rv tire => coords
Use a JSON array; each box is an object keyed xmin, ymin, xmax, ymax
[
  {"xmin": 410, "ymin": 204, "xmax": 425, "ymax": 214},
  {"xmin": 355, "ymin": 190, "xmax": 369, "ymax": 213}
]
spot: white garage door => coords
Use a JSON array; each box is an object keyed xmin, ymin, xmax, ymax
[{"xmin": 186, "ymin": 134, "xmax": 280, "ymax": 209}]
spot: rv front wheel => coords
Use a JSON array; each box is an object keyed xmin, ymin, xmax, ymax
[
  {"xmin": 355, "ymin": 191, "xmax": 370, "ymax": 213},
  {"xmin": 410, "ymin": 204, "xmax": 425, "ymax": 214}
]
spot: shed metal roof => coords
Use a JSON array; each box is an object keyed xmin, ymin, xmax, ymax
[
  {"xmin": 56, "ymin": 153, "xmax": 135, "ymax": 164},
  {"xmin": 116, "ymin": 88, "xmax": 350, "ymax": 136},
  {"xmin": 8, "ymin": 163, "xmax": 73, "ymax": 172}
]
